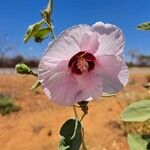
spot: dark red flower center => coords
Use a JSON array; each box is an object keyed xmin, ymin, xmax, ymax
[{"xmin": 68, "ymin": 51, "xmax": 96, "ymax": 75}]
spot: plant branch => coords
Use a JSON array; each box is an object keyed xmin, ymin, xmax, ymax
[
  {"xmin": 80, "ymin": 113, "xmax": 87, "ymax": 122},
  {"xmin": 44, "ymin": 20, "xmax": 56, "ymax": 39},
  {"xmin": 73, "ymin": 105, "xmax": 79, "ymax": 119},
  {"xmin": 31, "ymin": 71, "xmax": 38, "ymax": 77},
  {"xmin": 81, "ymin": 127, "xmax": 87, "ymax": 150}
]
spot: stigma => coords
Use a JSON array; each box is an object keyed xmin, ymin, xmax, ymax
[{"xmin": 77, "ymin": 58, "xmax": 89, "ymax": 72}]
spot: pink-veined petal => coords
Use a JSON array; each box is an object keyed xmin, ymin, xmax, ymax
[
  {"xmin": 42, "ymin": 72, "xmax": 79, "ymax": 106},
  {"xmin": 92, "ymin": 22, "xmax": 125, "ymax": 57},
  {"xmin": 79, "ymin": 33, "xmax": 90, "ymax": 50},
  {"xmin": 74, "ymin": 68, "xmax": 103, "ymax": 101},
  {"xmin": 112, "ymin": 56, "xmax": 129, "ymax": 86},
  {"xmin": 39, "ymin": 60, "xmax": 79, "ymax": 106},
  {"xmin": 118, "ymin": 62, "xmax": 129, "ymax": 86},
  {"xmin": 38, "ymin": 60, "xmax": 77, "ymax": 106},
  {"xmin": 38, "ymin": 60, "xmax": 69, "ymax": 82},
  {"xmin": 96, "ymin": 55, "xmax": 125, "ymax": 93},
  {"xmin": 39, "ymin": 59, "xmax": 100, "ymax": 106},
  {"xmin": 39, "ymin": 25, "xmax": 91, "ymax": 71},
  {"xmin": 80, "ymin": 33, "xmax": 99, "ymax": 54}
]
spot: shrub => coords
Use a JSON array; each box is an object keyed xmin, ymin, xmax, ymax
[{"xmin": 0, "ymin": 93, "xmax": 21, "ymax": 115}]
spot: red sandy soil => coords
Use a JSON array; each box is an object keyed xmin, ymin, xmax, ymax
[{"xmin": 0, "ymin": 68, "xmax": 149, "ymax": 150}]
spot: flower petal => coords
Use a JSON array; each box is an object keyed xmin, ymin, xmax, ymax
[
  {"xmin": 80, "ymin": 33, "xmax": 99, "ymax": 54},
  {"xmin": 118, "ymin": 62, "xmax": 129, "ymax": 86},
  {"xmin": 39, "ymin": 59, "xmax": 102, "ymax": 106},
  {"xmin": 39, "ymin": 25, "xmax": 91, "ymax": 71},
  {"xmin": 39, "ymin": 59, "xmax": 68, "ymax": 83},
  {"xmin": 96, "ymin": 55, "xmax": 125, "ymax": 93},
  {"xmin": 79, "ymin": 33, "xmax": 90, "ymax": 50},
  {"xmin": 39, "ymin": 60, "xmax": 79, "ymax": 106},
  {"xmin": 42, "ymin": 72, "xmax": 79, "ymax": 106},
  {"xmin": 74, "ymin": 69, "xmax": 103, "ymax": 101},
  {"xmin": 92, "ymin": 22, "xmax": 125, "ymax": 57}
]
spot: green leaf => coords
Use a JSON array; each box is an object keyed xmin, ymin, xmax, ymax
[
  {"xmin": 46, "ymin": 0, "xmax": 53, "ymax": 16},
  {"xmin": 127, "ymin": 133, "xmax": 149, "ymax": 150},
  {"xmin": 120, "ymin": 100, "xmax": 150, "ymax": 122},
  {"xmin": 59, "ymin": 137, "xmax": 70, "ymax": 150},
  {"xmin": 142, "ymin": 135, "xmax": 150, "ymax": 143},
  {"xmin": 137, "ymin": 22, "xmax": 150, "ymax": 30},
  {"xmin": 34, "ymin": 27, "xmax": 51, "ymax": 43},
  {"xmin": 24, "ymin": 20, "xmax": 43, "ymax": 43},
  {"xmin": 41, "ymin": 0, "xmax": 53, "ymax": 21},
  {"xmin": 30, "ymin": 80, "xmax": 41, "ymax": 91},
  {"xmin": 147, "ymin": 141, "xmax": 150, "ymax": 150},
  {"xmin": 59, "ymin": 119, "xmax": 82, "ymax": 150},
  {"xmin": 102, "ymin": 93, "xmax": 116, "ymax": 97},
  {"xmin": 40, "ymin": 0, "xmax": 55, "ymax": 39}
]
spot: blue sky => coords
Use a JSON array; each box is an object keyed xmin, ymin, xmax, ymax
[{"xmin": 0, "ymin": 0, "xmax": 150, "ymax": 59}]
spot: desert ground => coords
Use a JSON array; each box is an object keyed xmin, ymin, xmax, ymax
[{"xmin": 0, "ymin": 68, "xmax": 149, "ymax": 150}]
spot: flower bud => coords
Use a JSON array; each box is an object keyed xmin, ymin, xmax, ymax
[
  {"xmin": 78, "ymin": 101, "xmax": 89, "ymax": 114},
  {"xmin": 15, "ymin": 63, "xmax": 32, "ymax": 75}
]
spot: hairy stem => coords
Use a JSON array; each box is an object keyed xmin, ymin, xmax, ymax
[
  {"xmin": 81, "ymin": 127, "xmax": 87, "ymax": 150},
  {"xmin": 44, "ymin": 19, "xmax": 56, "ymax": 39},
  {"xmin": 31, "ymin": 71, "xmax": 38, "ymax": 77},
  {"xmin": 73, "ymin": 105, "xmax": 79, "ymax": 119},
  {"xmin": 80, "ymin": 113, "xmax": 87, "ymax": 122}
]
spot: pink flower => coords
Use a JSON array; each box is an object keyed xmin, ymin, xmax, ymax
[{"xmin": 38, "ymin": 22, "xmax": 129, "ymax": 106}]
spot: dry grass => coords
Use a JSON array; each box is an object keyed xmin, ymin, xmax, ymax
[{"xmin": 0, "ymin": 68, "xmax": 149, "ymax": 150}]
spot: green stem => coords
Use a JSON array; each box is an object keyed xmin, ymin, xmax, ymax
[
  {"xmin": 73, "ymin": 105, "xmax": 79, "ymax": 119},
  {"xmin": 81, "ymin": 127, "xmax": 87, "ymax": 150},
  {"xmin": 73, "ymin": 102, "xmax": 88, "ymax": 149},
  {"xmin": 47, "ymin": 0, "xmax": 53, "ymax": 13},
  {"xmin": 44, "ymin": 20, "xmax": 56, "ymax": 39},
  {"xmin": 30, "ymin": 71, "xmax": 38, "ymax": 77},
  {"xmin": 50, "ymin": 25, "xmax": 56, "ymax": 39},
  {"xmin": 80, "ymin": 113, "xmax": 86, "ymax": 122}
]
